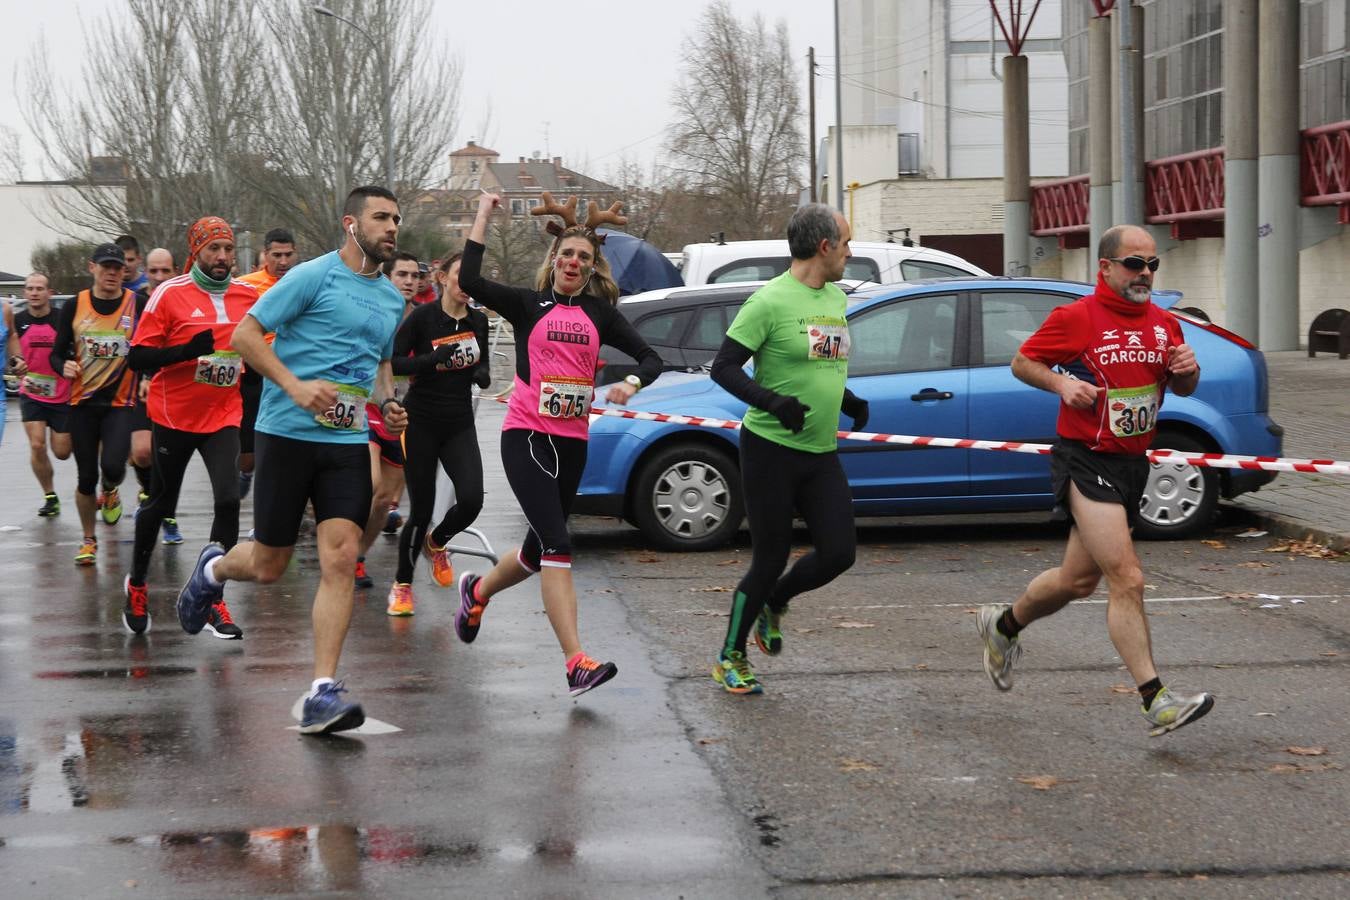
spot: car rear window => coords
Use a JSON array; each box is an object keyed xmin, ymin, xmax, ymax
[
  {"xmin": 635, "ymin": 309, "xmax": 693, "ymax": 346},
  {"xmin": 901, "ymin": 260, "xmax": 967, "ymax": 280},
  {"xmin": 979, "ymin": 291, "xmax": 1074, "ymax": 367},
  {"xmin": 849, "ymin": 294, "xmax": 959, "ymax": 375}
]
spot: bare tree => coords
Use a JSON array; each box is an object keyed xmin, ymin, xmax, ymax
[
  {"xmin": 485, "ymin": 217, "xmax": 549, "ymax": 288},
  {"xmin": 665, "ymin": 0, "xmax": 806, "ymax": 240},
  {"xmin": 0, "ymin": 126, "xmax": 24, "ymax": 183},
  {"xmin": 19, "ymin": 0, "xmax": 461, "ymax": 257}
]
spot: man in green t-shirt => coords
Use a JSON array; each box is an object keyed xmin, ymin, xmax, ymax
[{"xmin": 707, "ymin": 203, "xmax": 870, "ymax": 694}]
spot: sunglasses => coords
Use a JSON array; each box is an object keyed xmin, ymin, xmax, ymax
[{"xmin": 1109, "ymin": 255, "xmax": 1161, "ymax": 272}]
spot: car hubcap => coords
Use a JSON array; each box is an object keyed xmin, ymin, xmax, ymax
[
  {"xmin": 1139, "ymin": 457, "xmax": 1207, "ymax": 528},
  {"xmin": 652, "ymin": 460, "xmax": 730, "ymax": 540}
]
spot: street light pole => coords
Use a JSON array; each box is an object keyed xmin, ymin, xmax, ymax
[{"xmin": 311, "ymin": 4, "xmax": 395, "ymax": 191}]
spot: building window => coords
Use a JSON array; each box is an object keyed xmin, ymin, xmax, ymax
[{"xmin": 898, "ymin": 133, "xmax": 920, "ymax": 176}]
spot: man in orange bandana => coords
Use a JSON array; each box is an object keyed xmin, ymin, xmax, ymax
[{"xmin": 121, "ymin": 216, "xmax": 259, "ymax": 637}]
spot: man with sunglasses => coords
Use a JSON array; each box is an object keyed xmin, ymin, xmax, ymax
[{"xmin": 976, "ymin": 224, "xmax": 1214, "ymax": 737}]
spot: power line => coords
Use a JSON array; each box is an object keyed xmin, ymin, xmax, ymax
[{"xmin": 829, "ymin": 71, "xmax": 1067, "ymax": 128}]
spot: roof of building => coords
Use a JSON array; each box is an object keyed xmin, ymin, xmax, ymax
[
  {"xmin": 449, "ymin": 141, "xmax": 500, "ymax": 157},
  {"xmin": 488, "ymin": 160, "xmax": 617, "ymax": 194}
]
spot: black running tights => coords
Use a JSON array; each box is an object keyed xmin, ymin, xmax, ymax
[{"xmin": 396, "ymin": 420, "xmax": 484, "ymax": 583}]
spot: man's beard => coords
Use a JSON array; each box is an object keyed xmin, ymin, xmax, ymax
[
  {"xmin": 1124, "ymin": 282, "xmax": 1151, "ymax": 303},
  {"xmin": 355, "ymin": 227, "xmax": 396, "ymax": 264},
  {"xmin": 205, "ymin": 262, "xmax": 231, "ymax": 280}
]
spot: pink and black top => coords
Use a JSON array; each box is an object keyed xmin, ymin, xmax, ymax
[
  {"xmin": 458, "ymin": 239, "xmax": 662, "ymax": 439},
  {"xmin": 14, "ymin": 308, "xmax": 71, "ymax": 405}
]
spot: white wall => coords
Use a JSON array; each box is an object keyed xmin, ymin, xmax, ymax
[
  {"xmin": 0, "ymin": 183, "xmax": 125, "ymax": 276},
  {"xmin": 850, "ymin": 177, "xmax": 1004, "ymax": 244}
]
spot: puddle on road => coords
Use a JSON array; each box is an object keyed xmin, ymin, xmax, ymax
[{"xmin": 34, "ymin": 665, "xmax": 196, "ymax": 680}]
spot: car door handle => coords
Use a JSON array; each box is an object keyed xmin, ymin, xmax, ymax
[{"xmin": 911, "ymin": 389, "xmax": 954, "ymax": 401}]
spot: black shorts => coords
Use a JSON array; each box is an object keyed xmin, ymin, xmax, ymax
[
  {"xmin": 368, "ymin": 423, "xmax": 405, "ymax": 468},
  {"xmin": 1050, "ymin": 439, "xmax": 1149, "ymax": 528},
  {"xmin": 239, "ymin": 371, "xmax": 262, "ymax": 454},
  {"xmin": 251, "ymin": 432, "xmax": 373, "ymax": 547},
  {"xmin": 129, "ymin": 400, "xmax": 151, "ymax": 432},
  {"xmin": 19, "ymin": 397, "xmax": 70, "ymax": 432}
]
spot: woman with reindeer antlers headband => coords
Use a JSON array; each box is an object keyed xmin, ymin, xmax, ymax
[{"xmin": 455, "ymin": 190, "xmax": 663, "ymax": 697}]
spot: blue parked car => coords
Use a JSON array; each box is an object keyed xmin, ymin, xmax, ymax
[{"xmin": 575, "ymin": 277, "xmax": 1283, "ymax": 550}]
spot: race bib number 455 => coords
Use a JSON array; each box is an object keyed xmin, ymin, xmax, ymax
[
  {"xmin": 1108, "ymin": 383, "xmax": 1159, "ymax": 438},
  {"xmin": 538, "ymin": 375, "xmax": 591, "ymax": 419},
  {"xmin": 315, "ymin": 384, "xmax": 370, "ymax": 432}
]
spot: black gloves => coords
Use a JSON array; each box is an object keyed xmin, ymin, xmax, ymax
[
  {"xmin": 842, "ymin": 391, "xmax": 870, "ymax": 431},
  {"xmin": 473, "ymin": 368, "xmax": 491, "ymax": 389},
  {"xmin": 182, "ymin": 328, "xmax": 215, "ymax": 360},
  {"xmin": 433, "ymin": 342, "xmax": 458, "ymax": 366},
  {"xmin": 766, "ymin": 394, "xmax": 810, "ymax": 434}
]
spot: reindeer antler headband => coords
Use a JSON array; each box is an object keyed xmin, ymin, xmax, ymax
[{"xmin": 530, "ymin": 191, "xmax": 627, "ymax": 248}]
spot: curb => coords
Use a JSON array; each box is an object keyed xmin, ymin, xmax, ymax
[{"xmin": 1224, "ymin": 502, "xmax": 1350, "ymax": 552}]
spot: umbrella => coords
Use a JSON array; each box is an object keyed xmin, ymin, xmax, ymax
[{"xmin": 596, "ymin": 229, "xmax": 683, "ymax": 296}]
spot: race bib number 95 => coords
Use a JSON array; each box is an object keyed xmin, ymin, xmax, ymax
[
  {"xmin": 538, "ymin": 375, "xmax": 591, "ymax": 419},
  {"xmin": 315, "ymin": 384, "xmax": 370, "ymax": 432},
  {"xmin": 1108, "ymin": 383, "xmax": 1159, "ymax": 438}
]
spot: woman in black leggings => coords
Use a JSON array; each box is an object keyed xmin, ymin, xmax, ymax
[{"xmin": 387, "ymin": 252, "xmax": 491, "ymax": 615}]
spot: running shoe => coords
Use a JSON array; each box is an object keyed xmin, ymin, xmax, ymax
[
  {"xmin": 177, "ymin": 542, "xmax": 225, "ymax": 635},
  {"xmin": 137, "ymin": 490, "xmax": 149, "ymax": 505},
  {"xmin": 74, "ymin": 536, "xmax": 97, "ymax": 566},
  {"xmin": 38, "ymin": 493, "xmax": 60, "ymax": 517},
  {"xmin": 299, "ymin": 681, "xmax": 365, "ymax": 735},
  {"xmin": 238, "ymin": 470, "xmax": 253, "ymax": 500},
  {"xmin": 122, "ymin": 575, "xmax": 151, "ymax": 635},
  {"xmin": 386, "ymin": 582, "xmax": 415, "ymax": 617},
  {"xmin": 712, "ymin": 650, "xmax": 763, "ymax": 694},
  {"xmin": 354, "ymin": 559, "xmax": 373, "ymax": 589},
  {"xmin": 454, "ymin": 572, "xmax": 486, "ymax": 643},
  {"xmin": 754, "ymin": 606, "xmax": 785, "ymax": 656},
  {"xmin": 976, "ymin": 604, "xmax": 1022, "ymax": 692},
  {"xmin": 567, "ymin": 655, "xmax": 618, "ymax": 696},
  {"xmin": 205, "ymin": 599, "xmax": 243, "ymax": 640},
  {"xmin": 161, "ymin": 517, "xmax": 184, "ymax": 545},
  {"xmin": 100, "ymin": 486, "xmax": 123, "ymax": 525},
  {"xmin": 1143, "ymin": 687, "xmax": 1215, "ymax": 737},
  {"xmin": 424, "ymin": 534, "xmax": 454, "ymax": 587},
  {"xmin": 382, "ymin": 508, "xmax": 403, "ymax": 535}
]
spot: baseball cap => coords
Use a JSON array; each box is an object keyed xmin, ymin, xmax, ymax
[
  {"xmin": 90, "ymin": 243, "xmax": 126, "ymax": 265},
  {"xmin": 417, "ymin": 262, "xmax": 430, "ymax": 275}
]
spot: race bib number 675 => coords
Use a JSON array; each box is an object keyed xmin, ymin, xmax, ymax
[{"xmin": 538, "ymin": 375, "xmax": 591, "ymax": 419}]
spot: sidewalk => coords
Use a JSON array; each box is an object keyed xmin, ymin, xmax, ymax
[{"xmin": 1225, "ymin": 350, "xmax": 1350, "ymax": 549}]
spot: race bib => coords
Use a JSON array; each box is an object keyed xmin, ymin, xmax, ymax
[
  {"xmin": 23, "ymin": 373, "xmax": 58, "ymax": 398},
  {"xmin": 538, "ymin": 375, "xmax": 591, "ymax": 419},
  {"xmin": 1107, "ymin": 384, "xmax": 1159, "ymax": 438},
  {"xmin": 315, "ymin": 384, "xmax": 370, "ymax": 432},
  {"xmin": 193, "ymin": 351, "xmax": 242, "ymax": 388},
  {"xmin": 807, "ymin": 323, "xmax": 850, "ymax": 361},
  {"xmin": 393, "ymin": 374, "xmax": 411, "ymax": 402},
  {"xmin": 431, "ymin": 332, "xmax": 481, "ymax": 371},
  {"xmin": 83, "ymin": 330, "xmax": 128, "ymax": 360}
]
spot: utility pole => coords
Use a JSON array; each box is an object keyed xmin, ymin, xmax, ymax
[
  {"xmin": 808, "ymin": 46, "xmax": 817, "ymax": 203},
  {"xmin": 833, "ymin": 0, "xmax": 844, "ymax": 210},
  {"xmin": 1117, "ymin": 0, "xmax": 1140, "ymax": 225}
]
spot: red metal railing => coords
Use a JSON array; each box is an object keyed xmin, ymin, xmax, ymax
[
  {"xmin": 1145, "ymin": 147, "xmax": 1225, "ymax": 223},
  {"xmin": 1030, "ymin": 174, "xmax": 1089, "ymax": 235},
  {"xmin": 1301, "ymin": 119, "xmax": 1350, "ymax": 223}
]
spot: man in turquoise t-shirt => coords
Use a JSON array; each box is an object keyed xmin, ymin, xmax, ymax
[
  {"xmin": 707, "ymin": 203, "xmax": 870, "ymax": 694},
  {"xmin": 176, "ymin": 185, "xmax": 408, "ymax": 735}
]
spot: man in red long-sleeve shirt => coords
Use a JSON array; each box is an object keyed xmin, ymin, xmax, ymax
[{"xmin": 975, "ymin": 223, "xmax": 1214, "ymax": 738}]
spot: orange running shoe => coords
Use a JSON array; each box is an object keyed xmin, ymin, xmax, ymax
[
  {"xmin": 74, "ymin": 536, "xmax": 98, "ymax": 566},
  {"xmin": 386, "ymin": 582, "xmax": 415, "ymax": 617},
  {"xmin": 424, "ymin": 534, "xmax": 454, "ymax": 587}
]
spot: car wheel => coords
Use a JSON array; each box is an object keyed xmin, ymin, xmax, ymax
[
  {"xmin": 631, "ymin": 443, "xmax": 744, "ymax": 551},
  {"xmin": 1136, "ymin": 431, "xmax": 1219, "ymax": 540}
]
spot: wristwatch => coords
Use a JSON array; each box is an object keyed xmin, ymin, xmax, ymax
[{"xmin": 623, "ymin": 374, "xmax": 642, "ymax": 391}]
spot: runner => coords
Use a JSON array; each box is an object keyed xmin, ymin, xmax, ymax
[
  {"xmin": 385, "ymin": 250, "xmax": 490, "ymax": 616},
  {"xmin": 176, "ymin": 185, "xmax": 407, "ymax": 735},
  {"xmin": 976, "ymin": 223, "xmax": 1214, "ymax": 737},
  {"xmin": 122, "ymin": 218, "xmax": 258, "ymax": 637},
  {"xmin": 130, "ymin": 247, "xmax": 185, "ymax": 544},
  {"xmin": 6, "ymin": 272, "xmax": 73, "ymax": 516},
  {"xmin": 236, "ymin": 228, "xmax": 297, "ymax": 500},
  {"xmin": 352, "ymin": 251, "xmax": 419, "ymax": 595},
  {"xmin": 411, "ymin": 262, "xmax": 436, "ymax": 306},
  {"xmin": 116, "ymin": 235, "xmax": 148, "ymax": 295},
  {"xmin": 49, "ymin": 243, "xmax": 138, "ymax": 566},
  {"xmin": 453, "ymin": 191, "xmax": 661, "ymax": 697},
  {"xmin": 707, "ymin": 203, "xmax": 865, "ymax": 695}
]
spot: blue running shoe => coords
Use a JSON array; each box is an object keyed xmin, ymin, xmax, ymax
[
  {"xmin": 238, "ymin": 470, "xmax": 253, "ymax": 500},
  {"xmin": 177, "ymin": 542, "xmax": 225, "ymax": 635},
  {"xmin": 161, "ymin": 517, "xmax": 184, "ymax": 545},
  {"xmin": 300, "ymin": 681, "xmax": 365, "ymax": 735}
]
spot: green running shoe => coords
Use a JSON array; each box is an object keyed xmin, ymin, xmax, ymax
[
  {"xmin": 1143, "ymin": 687, "xmax": 1214, "ymax": 737},
  {"xmin": 754, "ymin": 606, "xmax": 784, "ymax": 656},
  {"xmin": 100, "ymin": 486, "xmax": 123, "ymax": 525},
  {"xmin": 712, "ymin": 651, "xmax": 763, "ymax": 695}
]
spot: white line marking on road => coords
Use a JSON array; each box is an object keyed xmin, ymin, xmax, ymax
[{"xmin": 668, "ymin": 595, "xmax": 1350, "ymax": 615}]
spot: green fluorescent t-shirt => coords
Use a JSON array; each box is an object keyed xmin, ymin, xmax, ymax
[{"xmin": 726, "ymin": 271, "xmax": 851, "ymax": 453}]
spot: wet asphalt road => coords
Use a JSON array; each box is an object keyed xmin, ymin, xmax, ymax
[{"xmin": 1, "ymin": 398, "xmax": 1348, "ymax": 898}]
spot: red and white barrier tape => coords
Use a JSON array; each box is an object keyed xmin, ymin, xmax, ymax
[{"xmin": 583, "ymin": 406, "xmax": 1350, "ymax": 477}]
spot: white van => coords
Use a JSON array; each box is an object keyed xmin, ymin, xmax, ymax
[{"xmin": 679, "ymin": 239, "xmax": 988, "ymax": 287}]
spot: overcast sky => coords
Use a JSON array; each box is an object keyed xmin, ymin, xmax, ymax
[{"xmin": 5, "ymin": 0, "xmax": 839, "ymax": 183}]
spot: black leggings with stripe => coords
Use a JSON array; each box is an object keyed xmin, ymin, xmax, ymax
[
  {"xmin": 723, "ymin": 427, "xmax": 857, "ymax": 655},
  {"xmin": 499, "ymin": 428, "xmax": 587, "ymax": 572}
]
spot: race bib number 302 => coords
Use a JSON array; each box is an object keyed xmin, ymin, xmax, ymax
[
  {"xmin": 431, "ymin": 332, "xmax": 481, "ymax": 371},
  {"xmin": 315, "ymin": 384, "xmax": 370, "ymax": 432},
  {"xmin": 1107, "ymin": 383, "xmax": 1159, "ymax": 438},
  {"xmin": 194, "ymin": 351, "xmax": 242, "ymax": 388},
  {"xmin": 538, "ymin": 375, "xmax": 591, "ymax": 419},
  {"xmin": 807, "ymin": 322, "xmax": 850, "ymax": 361}
]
